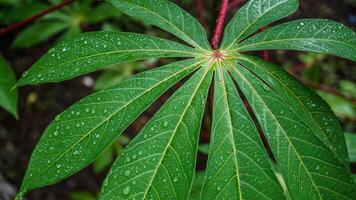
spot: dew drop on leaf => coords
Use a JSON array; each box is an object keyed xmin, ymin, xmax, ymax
[
  {"xmin": 124, "ymin": 170, "xmax": 131, "ymax": 176},
  {"xmin": 123, "ymin": 186, "xmax": 131, "ymax": 194}
]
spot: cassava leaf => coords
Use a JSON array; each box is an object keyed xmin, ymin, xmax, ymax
[
  {"xmin": 100, "ymin": 63, "xmax": 213, "ymax": 199},
  {"xmin": 237, "ymin": 55, "xmax": 349, "ymax": 165},
  {"xmin": 229, "ymin": 63, "xmax": 356, "ymax": 200},
  {"xmin": 0, "ymin": 57, "xmax": 18, "ymax": 119},
  {"xmin": 16, "ymin": 31, "xmax": 199, "ymax": 87},
  {"xmin": 17, "ymin": 59, "xmax": 201, "ymax": 198},
  {"xmin": 237, "ymin": 19, "xmax": 356, "ymax": 61},
  {"xmin": 221, "ymin": 0, "xmax": 299, "ymax": 49},
  {"xmin": 108, "ymin": 0, "xmax": 211, "ymax": 50},
  {"xmin": 201, "ymin": 66, "xmax": 284, "ymax": 199}
]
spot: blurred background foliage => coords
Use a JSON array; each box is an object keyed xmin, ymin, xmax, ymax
[{"xmin": 0, "ymin": 0, "xmax": 355, "ymax": 199}]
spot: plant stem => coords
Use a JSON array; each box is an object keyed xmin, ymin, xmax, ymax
[
  {"xmin": 0, "ymin": 0, "xmax": 76, "ymax": 36},
  {"xmin": 211, "ymin": 0, "xmax": 229, "ymax": 50}
]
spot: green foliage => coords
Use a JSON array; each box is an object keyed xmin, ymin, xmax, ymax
[
  {"xmin": 6, "ymin": 0, "xmax": 121, "ymax": 48},
  {"xmin": 237, "ymin": 19, "xmax": 356, "ymax": 61},
  {"xmin": 221, "ymin": 0, "xmax": 299, "ymax": 48},
  {"xmin": 16, "ymin": 32, "xmax": 198, "ymax": 86},
  {"xmin": 0, "ymin": 56, "xmax": 18, "ymax": 119},
  {"xmin": 16, "ymin": 0, "xmax": 356, "ymax": 199},
  {"xmin": 345, "ymin": 133, "xmax": 356, "ymax": 163}
]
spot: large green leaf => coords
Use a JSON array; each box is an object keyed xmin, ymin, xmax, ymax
[
  {"xmin": 237, "ymin": 55, "xmax": 349, "ymax": 165},
  {"xmin": 201, "ymin": 66, "xmax": 284, "ymax": 199},
  {"xmin": 0, "ymin": 57, "xmax": 18, "ymax": 119},
  {"xmin": 229, "ymin": 63, "xmax": 356, "ymax": 200},
  {"xmin": 108, "ymin": 0, "xmax": 211, "ymax": 50},
  {"xmin": 17, "ymin": 59, "xmax": 202, "ymax": 198},
  {"xmin": 16, "ymin": 31, "xmax": 199, "ymax": 86},
  {"xmin": 237, "ymin": 19, "xmax": 356, "ymax": 61},
  {"xmin": 100, "ymin": 63, "xmax": 213, "ymax": 199},
  {"xmin": 221, "ymin": 0, "xmax": 299, "ymax": 49}
]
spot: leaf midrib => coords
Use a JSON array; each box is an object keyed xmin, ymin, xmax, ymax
[
  {"xmin": 215, "ymin": 66, "xmax": 243, "ymax": 199},
  {"xmin": 22, "ymin": 61, "xmax": 203, "ymax": 190},
  {"xmin": 237, "ymin": 38, "xmax": 356, "ymax": 52}
]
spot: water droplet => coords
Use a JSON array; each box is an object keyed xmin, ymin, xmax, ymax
[
  {"xmin": 262, "ymin": 85, "xmax": 271, "ymax": 91},
  {"xmin": 103, "ymin": 179, "xmax": 109, "ymax": 187},
  {"xmin": 163, "ymin": 121, "xmax": 168, "ymax": 127},
  {"xmin": 124, "ymin": 170, "xmax": 131, "ymax": 176},
  {"xmin": 123, "ymin": 186, "xmax": 131, "ymax": 194}
]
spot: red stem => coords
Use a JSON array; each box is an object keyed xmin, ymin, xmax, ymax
[
  {"xmin": 211, "ymin": 0, "xmax": 229, "ymax": 50},
  {"xmin": 0, "ymin": 0, "xmax": 76, "ymax": 36},
  {"xmin": 196, "ymin": 0, "xmax": 207, "ymax": 27}
]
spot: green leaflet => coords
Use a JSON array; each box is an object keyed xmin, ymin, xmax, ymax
[
  {"xmin": 0, "ymin": 57, "xmax": 18, "ymax": 119},
  {"xmin": 188, "ymin": 171, "xmax": 205, "ymax": 200},
  {"xmin": 229, "ymin": 63, "xmax": 356, "ymax": 200},
  {"xmin": 100, "ymin": 63, "xmax": 213, "ymax": 199},
  {"xmin": 201, "ymin": 66, "xmax": 284, "ymax": 200},
  {"xmin": 345, "ymin": 133, "xmax": 356, "ymax": 163},
  {"xmin": 238, "ymin": 55, "xmax": 349, "ymax": 165},
  {"xmin": 221, "ymin": 0, "xmax": 299, "ymax": 49},
  {"xmin": 16, "ymin": 31, "xmax": 199, "ymax": 86},
  {"xmin": 108, "ymin": 0, "xmax": 211, "ymax": 50},
  {"xmin": 237, "ymin": 19, "xmax": 356, "ymax": 61},
  {"xmin": 17, "ymin": 59, "xmax": 201, "ymax": 197}
]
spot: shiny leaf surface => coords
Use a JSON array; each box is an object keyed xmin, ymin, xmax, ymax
[
  {"xmin": 17, "ymin": 60, "xmax": 201, "ymax": 197},
  {"xmin": 17, "ymin": 31, "xmax": 198, "ymax": 86},
  {"xmin": 237, "ymin": 19, "xmax": 356, "ymax": 61}
]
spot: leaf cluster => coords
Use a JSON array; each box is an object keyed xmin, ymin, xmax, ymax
[{"xmin": 15, "ymin": 0, "xmax": 356, "ymax": 199}]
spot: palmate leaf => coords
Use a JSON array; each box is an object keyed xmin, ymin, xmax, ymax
[
  {"xmin": 0, "ymin": 57, "xmax": 18, "ymax": 118},
  {"xmin": 229, "ymin": 63, "xmax": 356, "ymax": 199},
  {"xmin": 237, "ymin": 55, "xmax": 349, "ymax": 165},
  {"xmin": 221, "ymin": 0, "xmax": 299, "ymax": 49},
  {"xmin": 17, "ymin": 59, "xmax": 202, "ymax": 197},
  {"xmin": 99, "ymin": 64, "xmax": 212, "ymax": 199},
  {"xmin": 16, "ymin": 31, "xmax": 199, "ymax": 86},
  {"xmin": 237, "ymin": 19, "xmax": 356, "ymax": 61},
  {"xmin": 108, "ymin": 0, "xmax": 211, "ymax": 50},
  {"xmin": 16, "ymin": 0, "xmax": 356, "ymax": 199},
  {"xmin": 201, "ymin": 66, "xmax": 284, "ymax": 199}
]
